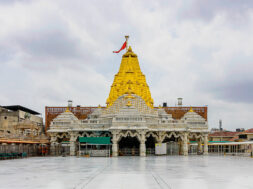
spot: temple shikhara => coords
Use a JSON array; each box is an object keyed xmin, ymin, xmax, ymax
[{"xmin": 46, "ymin": 37, "xmax": 209, "ymax": 157}]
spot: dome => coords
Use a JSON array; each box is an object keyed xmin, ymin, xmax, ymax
[
  {"xmin": 49, "ymin": 110, "xmax": 79, "ymax": 130},
  {"xmin": 181, "ymin": 108, "xmax": 207, "ymax": 127}
]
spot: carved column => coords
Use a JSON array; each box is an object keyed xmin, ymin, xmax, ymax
[
  {"xmin": 139, "ymin": 130, "xmax": 146, "ymax": 157},
  {"xmin": 204, "ymin": 133, "xmax": 208, "ymax": 155},
  {"xmin": 112, "ymin": 131, "xmax": 119, "ymax": 157},
  {"xmin": 69, "ymin": 132, "xmax": 78, "ymax": 156},
  {"xmin": 198, "ymin": 139, "xmax": 203, "ymax": 153},
  {"xmin": 183, "ymin": 132, "xmax": 188, "ymax": 156},
  {"xmin": 50, "ymin": 133, "xmax": 57, "ymax": 156},
  {"xmin": 157, "ymin": 131, "xmax": 164, "ymax": 144}
]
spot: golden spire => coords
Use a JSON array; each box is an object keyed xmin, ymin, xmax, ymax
[
  {"xmin": 189, "ymin": 107, "xmax": 194, "ymax": 112},
  {"xmin": 106, "ymin": 45, "xmax": 154, "ymax": 108},
  {"xmin": 98, "ymin": 104, "xmax": 102, "ymax": 108},
  {"xmin": 125, "ymin": 87, "xmax": 135, "ymax": 100},
  {"xmin": 65, "ymin": 107, "xmax": 70, "ymax": 112}
]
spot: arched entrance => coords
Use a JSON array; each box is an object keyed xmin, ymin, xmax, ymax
[
  {"xmin": 118, "ymin": 136, "xmax": 140, "ymax": 156},
  {"xmin": 163, "ymin": 135, "xmax": 180, "ymax": 155},
  {"xmin": 145, "ymin": 135, "xmax": 156, "ymax": 155},
  {"xmin": 52, "ymin": 134, "xmax": 70, "ymax": 156}
]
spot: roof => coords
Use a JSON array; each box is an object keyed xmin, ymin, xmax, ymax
[
  {"xmin": 0, "ymin": 139, "xmax": 49, "ymax": 144},
  {"xmin": 1, "ymin": 105, "xmax": 40, "ymax": 115},
  {"xmin": 208, "ymin": 141, "xmax": 253, "ymax": 145},
  {"xmin": 228, "ymin": 135, "xmax": 239, "ymax": 142},
  {"xmin": 240, "ymin": 128, "xmax": 253, "ymax": 134},
  {"xmin": 209, "ymin": 131, "xmax": 239, "ymax": 137}
]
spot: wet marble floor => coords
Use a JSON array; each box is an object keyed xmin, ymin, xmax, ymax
[{"xmin": 0, "ymin": 156, "xmax": 252, "ymax": 189}]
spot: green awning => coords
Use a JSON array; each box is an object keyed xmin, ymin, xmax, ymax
[
  {"xmin": 79, "ymin": 137, "xmax": 111, "ymax": 144},
  {"xmin": 208, "ymin": 141, "xmax": 231, "ymax": 143}
]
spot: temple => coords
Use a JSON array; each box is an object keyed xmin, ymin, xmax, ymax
[{"xmin": 47, "ymin": 42, "xmax": 209, "ymax": 157}]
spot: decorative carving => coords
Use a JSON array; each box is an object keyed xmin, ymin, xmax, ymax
[
  {"xmin": 146, "ymin": 132, "xmax": 159, "ymax": 142},
  {"xmin": 188, "ymin": 133, "xmax": 204, "ymax": 141},
  {"xmin": 118, "ymin": 130, "xmax": 141, "ymax": 142},
  {"xmin": 161, "ymin": 132, "xmax": 183, "ymax": 142}
]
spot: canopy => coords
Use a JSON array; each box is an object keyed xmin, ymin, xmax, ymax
[{"xmin": 78, "ymin": 137, "xmax": 111, "ymax": 145}]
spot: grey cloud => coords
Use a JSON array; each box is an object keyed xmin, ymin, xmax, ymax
[
  {"xmin": 0, "ymin": 0, "xmax": 30, "ymax": 5},
  {"xmin": 207, "ymin": 80, "xmax": 253, "ymax": 103},
  {"xmin": 196, "ymin": 56, "xmax": 253, "ymax": 104},
  {"xmin": 15, "ymin": 30, "xmax": 82, "ymax": 59},
  {"xmin": 180, "ymin": 0, "xmax": 253, "ymax": 22}
]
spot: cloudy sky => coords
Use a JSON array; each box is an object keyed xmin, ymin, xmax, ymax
[{"xmin": 0, "ymin": 0, "xmax": 253, "ymax": 130}]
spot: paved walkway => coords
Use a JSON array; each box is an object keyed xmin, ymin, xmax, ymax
[{"xmin": 0, "ymin": 156, "xmax": 253, "ymax": 189}]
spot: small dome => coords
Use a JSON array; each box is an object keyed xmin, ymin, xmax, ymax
[{"xmin": 52, "ymin": 111, "xmax": 78, "ymax": 122}]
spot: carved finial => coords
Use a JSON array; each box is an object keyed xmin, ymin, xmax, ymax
[
  {"xmin": 126, "ymin": 100, "xmax": 132, "ymax": 107},
  {"xmin": 128, "ymin": 46, "xmax": 132, "ymax": 52},
  {"xmin": 125, "ymin": 35, "xmax": 129, "ymax": 50},
  {"xmin": 65, "ymin": 107, "xmax": 70, "ymax": 112},
  {"xmin": 189, "ymin": 107, "xmax": 194, "ymax": 112}
]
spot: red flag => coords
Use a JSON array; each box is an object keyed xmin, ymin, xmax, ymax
[{"xmin": 113, "ymin": 41, "xmax": 127, "ymax": 53}]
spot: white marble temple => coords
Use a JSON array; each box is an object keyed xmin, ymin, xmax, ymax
[{"xmin": 0, "ymin": 156, "xmax": 253, "ymax": 189}]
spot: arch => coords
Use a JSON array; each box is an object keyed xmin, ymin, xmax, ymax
[
  {"xmin": 161, "ymin": 132, "xmax": 183, "ymax": 142},
  {"xmin": 100, "ymin": 131, "xmax": 112, "ymax": 137},
  {"xmin": 57, "ymin": 133, "xmax": 69, "ymax": 139},
  {"xmin": 76, "ymin": 132, "xmax": 97, "ymax": 138},
  {"xmin": 56, "ymin": 133, "xmax": 70, "ymax": 143},
  {"xmin": 118, "ymin": 131, "xmax": 140, "ymax": 156},
  {"xmin": 188, "ymin": 133, "xmax": 204, "ymax": 141},
  {"xmin": 117, "ymin": 130, "xmax": 141, "ymax": 142},
  {"xmin": 146, "ymin": 132, "xmax": 159, "ymax": 142}
]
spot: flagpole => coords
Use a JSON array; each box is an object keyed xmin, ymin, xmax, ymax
[{"xmin": 125, "ymin": 35, "xmax": 129, "ymax": 51}]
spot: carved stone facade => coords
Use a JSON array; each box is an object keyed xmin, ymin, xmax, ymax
[
  {"xmin": 47, "ymin": 94, "xmax": 209, "ymax": 156},
  {"xmin": 47, "ymin": 46, "xmax": 209, "ymax": 156}
]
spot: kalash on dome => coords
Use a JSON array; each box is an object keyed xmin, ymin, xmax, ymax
[{"xmin": 46, "ymin": 36, "xmax": 209, "ymax": 157}]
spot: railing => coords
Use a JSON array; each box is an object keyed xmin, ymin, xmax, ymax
[
  {"xmin": 119, "ymin": 148, "xmax": 139, "ymax": 156},
  {"xmin": 79, "ymin": 149, "xmax": 110, "ymax": 157}
]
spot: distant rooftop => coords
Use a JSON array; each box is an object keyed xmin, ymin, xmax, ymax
[
  {"xmin": 1, "ymin": 105, "xmax": 40, "ymax": 115},
  {"xmin": 209, "ymin": 131, "xmax": 239, "ymax": 137}
]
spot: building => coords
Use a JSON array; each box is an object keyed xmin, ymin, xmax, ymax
[
  {"xmin": 47, "ymin": 44, "xmax": 209, "ymax": 157},
  {"xmin": 0, "ymin": 106, "xmax": 49, "ymax": 156},
  {"xmin": 209, "ymin": 131, "xmax": 239, "ymax": 142},
  {"xmin": 0, "ymin": 106, "xmax": 43, "ymax": 137},
  {"xmin": 238, "ymin": 129, "xmax": 253, "ymax": 141}
]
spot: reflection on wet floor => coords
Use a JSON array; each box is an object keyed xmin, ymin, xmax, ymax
[{"xmin": 0, "ymin": 156, "xmax": 253, "ymax": 189}]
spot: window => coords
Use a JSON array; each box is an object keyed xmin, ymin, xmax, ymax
[{"xmin": 239, "ymin": 135, "xmax": 247, "ymax": 139}]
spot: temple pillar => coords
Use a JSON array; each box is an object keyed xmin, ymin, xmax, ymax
[
  {"xmin": 112, "ymin": 131, "xmax": 119, "ymax": 157},
  {"xmin": 70, "ymin": 132, "xmax": 78, "ymax": 156},
  {"xmin": 50, "ymin": 133, "xmax": 57, "ymax": 156},
  {"xmin": 140, "ymin": 142, "xmax": 146, "ymax": 157},
  {"xmin": 139, "ymin": 131, "xmax": 146, "ymax": 157},
  {"xmin": 198, "ymin": 139, "xmax": 203, "ymax": 153},
  {"xmin": 157, "ymin": 131, "xmax": 164, "ymax": 144},
  {"xmin": 204, "ymin": 134, "xmax": 208, "ymax": 155},
  {"xmin": 183, "ymin": 132, "xmax": 188, "ymax": 156}
]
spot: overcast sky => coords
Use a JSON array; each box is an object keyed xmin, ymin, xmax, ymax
[{"xmin": 0, "ymin": 0, "xmax": 253, "ymax": 130}]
